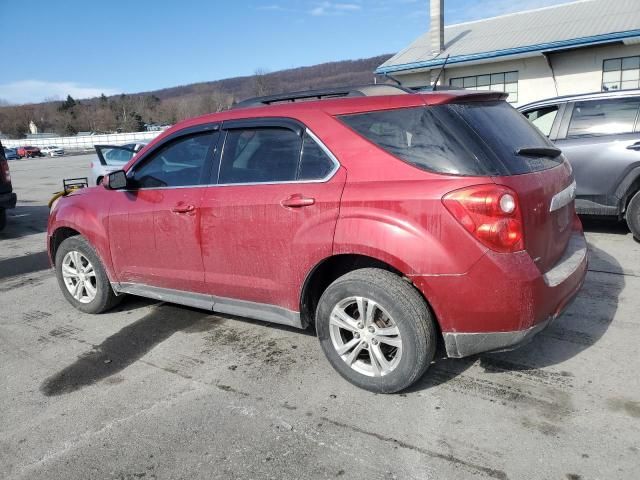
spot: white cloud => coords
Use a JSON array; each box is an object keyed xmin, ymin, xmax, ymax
[
  {"xmin": 0, "ymin": 80, "xmax": 119, "ymax": 105},
  {"xmin": 310, "ymin": 2, "xmax": 361, "ymax": 16}
]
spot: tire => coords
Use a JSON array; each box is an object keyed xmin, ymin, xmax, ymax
[
  {"xmin": 96, "ymin": 176, "xmax": 103, "ymax": 186},
  {"xmin": 627, "ymin": 190, "xmax": 640, "ymax": 240},
  {"xmin": 55, "ymin": 235, "xmax": 122, "ymax": 314},
  {"xmin": 0, "ymin": 208, "xmax": 6, "ymax": 231},
  {"xmin": 316, "ymin": 268, "xmax": 437, "ymax": 393}
]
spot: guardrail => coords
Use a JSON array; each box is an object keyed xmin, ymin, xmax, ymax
[{"xmin": 2, "ymin": 131, "xmax": 162, "ymax": 152}]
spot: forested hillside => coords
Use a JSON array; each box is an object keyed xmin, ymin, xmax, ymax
[{"xmin": 0, "ymin": 54, "xmax": 391, "ymax": 138}]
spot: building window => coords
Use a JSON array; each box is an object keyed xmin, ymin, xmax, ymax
[
  {"xmin": 450, "ymin": 71, "xmax": 518, "ymax": 103},
  {"xmin": 602, "ymin": 56, "xmax": 640, "ymax": 92}
]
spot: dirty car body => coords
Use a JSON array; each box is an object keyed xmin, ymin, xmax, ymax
[{"xmin": 48, "ymin": 85, "xmax": 587, "ymax": 392}]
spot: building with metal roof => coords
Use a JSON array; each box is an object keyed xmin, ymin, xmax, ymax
[{"xmin": 377, "ymin": 0, "xmax": 640, "ymax": 106}]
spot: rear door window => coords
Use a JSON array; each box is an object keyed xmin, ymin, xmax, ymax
[
  {"xmin": 568, "ymin": 98, "xmax": 640, "ymax": 137},
  {"xmin": 298, "ymin": 134, "xmax": 336, "ymax": 180}
]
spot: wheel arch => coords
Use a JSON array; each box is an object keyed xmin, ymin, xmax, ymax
[
  {"xmin": 50, "ymin": 226, "xmax": 81, "ymax": 265},
  {"xmin": 299, "ymin": 253, "xmax": 441, "ymax": 339}
]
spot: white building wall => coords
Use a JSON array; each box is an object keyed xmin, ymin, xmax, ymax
[{"xmin": 394, "ymin": 43, "xmax": 640, "ymax": 107}]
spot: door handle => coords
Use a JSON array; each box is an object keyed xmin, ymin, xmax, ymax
[
  {"xmin": 626, "ymin": 142, "xmax": 640, "ymax": 151},
  {"xmin": 171, "ymin": 204, "xmax": 196, "ymax": 214},
  {"xmin": 281, "ymin": 195, "xmax": 315, "ymax": 208}
]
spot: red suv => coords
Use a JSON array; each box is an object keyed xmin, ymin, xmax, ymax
[
  {"xmin": 47, "ymin": 85, "xmax": 587, "ymax": 393},
  {"xmin": 17, "ymin": 146, "xmax": 43, "ymax": 158}
]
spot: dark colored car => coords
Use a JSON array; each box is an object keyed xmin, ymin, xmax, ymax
[
  {"xmin": 520, "ymin": 89, "xmax": 640, "ymax": 239},
  {"xmin": 47, "ymin": 85, "xmax": 587, "ymax": 393},
  {"xmin": 16, "ymin": 146, "xmax": 43, "ymax": 158},
  {"xmin": 3, "ymin": 147, "xmax": 20, "ymax": 160},
  {"xmin": 0, "ymin": 141, "xmax": 17, "ymax": 231}
]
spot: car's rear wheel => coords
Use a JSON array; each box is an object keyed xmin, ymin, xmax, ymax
[
  {"xmin": 0, "ymin": 208, "xmax": 6, "ymax": 231},
  {"xmin": 627, "ymin": 190, "xmax": 640, "ymax": 240},
  {"xmin": 316, "ymin": 268, "xmax": 436, "ymax": 393},
  {"xmin": 55, "ymin": 236, "xmax": 122, "ymax": 314}
]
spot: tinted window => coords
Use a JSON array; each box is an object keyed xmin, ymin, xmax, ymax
[
  {"xmin": 451, "ymin": 101, "xmax": 562, "ymax": 174},
  {"xmin": 131, "ymin": 132, "xmax": 216, "ymax": 188},
  {"xmin": 298, "ymin": 134, "xmax": 335, "ymax": 180},
  {"xmin": 219, "ymin": 127, "xmax": 302, "ymax": 184},
  {"xmin": 568, "ymin": 99, "xmax": 640, "ymax": 137},
  {"xmin": 523, "ymin": 105, "xmax": 559, "ymax": 136},
  {"xmin": 340, "ymin": 106, "xmax": 494, "ymax": 176}
]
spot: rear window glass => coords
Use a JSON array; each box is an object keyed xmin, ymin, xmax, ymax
[
  {"xmin": 339, "ymin": 106, "xmax": 494, "ymax": 176},
  {"xmin": 450, "ymin": 101, "xmax": 562, "ymax": 174},
  {"xmin": 339, "ymin": 102, "xmax": 562, "ymax": 176}
]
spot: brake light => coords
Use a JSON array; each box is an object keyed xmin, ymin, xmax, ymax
[
  {"xmin": 0, "ymin": 159, "xmax": 10, "ymax": 183},
  {"xmin": 443, "ymin": 184, "xmax": 524, "ymax": 253}
]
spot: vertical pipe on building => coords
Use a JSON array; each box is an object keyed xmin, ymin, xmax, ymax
[{"xmin": 430, "ymin": 0, "xmax": 445, "ymax": 86}]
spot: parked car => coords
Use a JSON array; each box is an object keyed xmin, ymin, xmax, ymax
[
  {"xmin": 3, "ymin": 147, "xmax": 20, "ymax": 160},
  {"xmin": 0, "ymin": 141, "xmax": 17, "ymax": 231},
  {"xmin": 41, "ymin": 145, "xmax": 65, "ymax": 157},
  {"xmin": 48, "ymin": 85, "xmax": 587, "ymax": 393},
  {"xmin": 519, "ymin": 89, "xmax": 640, "ymax": 239},
  {"xmin": 90, "ymin": 142, "xmax": 147, "ymax": 185},
  {"xmin": 16, "ymin": 146, "xmax": 43, "ymax": 158}
]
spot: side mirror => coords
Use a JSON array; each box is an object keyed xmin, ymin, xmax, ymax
[{"xmin": 105, "ymin": 170, "xmax": 128, "ymax": 190}]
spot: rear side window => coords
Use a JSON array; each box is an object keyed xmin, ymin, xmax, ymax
[
  {"xmin": 219, "ymin": 127, "xmax": 302, "ymax": 184},
  {"xmin": 339, "ymin": 106, "xmax": 494, "ymax": 176},
  {"xmin": 340, "ymin": 101, "xmax": 562, "ymax": 176},
  {"xmin": 568, "ymin": 98, "xmax": 640, "ymax": 137}
]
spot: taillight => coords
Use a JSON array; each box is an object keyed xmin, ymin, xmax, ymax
[
  {"xmin": 0, "ymin": 159, "xmax": 10, "ymax": 184},
  {"xmin": 443, "ymin": 184, "xmax": 524, "ymax": 253}
]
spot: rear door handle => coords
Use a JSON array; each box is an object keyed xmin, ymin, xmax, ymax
[
  {"xmin": 626, "ymin": 142, "xmax": 640, "ymax": 151},
  {"xmin": 171, "ymin": 204, "xmax": 196, "ymax": 214},
  {"xmin": 281, "ymin": 195, "xmax": 315, "ymax": 208}
]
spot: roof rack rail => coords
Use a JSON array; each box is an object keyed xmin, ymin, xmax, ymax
[{"xmin": 233, "ymin": 84, "xmax": 411, "ymax": 109}]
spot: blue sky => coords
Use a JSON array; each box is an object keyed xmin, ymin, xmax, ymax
[{"xmin": 0, "ymin": 0, "xmax": 573, "ymax": 104}]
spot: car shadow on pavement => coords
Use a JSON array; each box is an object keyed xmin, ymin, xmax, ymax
[
  {"xmin": 0, "ymin": 251, "xmax": 50, "ymax": 280},
  {"xmin": 0, "ymin": 204, "xmax": 50, "ymax": 240},
  {"xmin": 580, "ymin": 215, "xmax": 630, "ymax": 236},
  {"xmin": 40, "ymin": 303, "xmax": 216, "ymax": 396},
  {"xmin": 39, "ymin": 300, "xmax": 315, "ymax": 397},
  {"xmin": 408, "ymin": 242, "xmax": 623, "ymax": 392}
]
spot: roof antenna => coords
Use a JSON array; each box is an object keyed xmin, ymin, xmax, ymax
[
  {"xmin": 383, "ymin": 72, "xmax": 403, "ymax": 87},
  {"xmin": 431, "ymin": 54, "xmax": 450, "ymax": 91}
]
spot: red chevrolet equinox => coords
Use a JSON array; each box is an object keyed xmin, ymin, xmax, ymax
[{"xmin": 47, "ymin": 85, "xmax": 587, "ymax": 393}]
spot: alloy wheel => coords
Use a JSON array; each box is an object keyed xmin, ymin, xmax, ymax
[
  {"xmin": 61, "ymin": 251, "xmax": 97, "ymax": 304},
  {"xmin": 329, "ymin": 296, "xmax": 403, "ymax": 377}
]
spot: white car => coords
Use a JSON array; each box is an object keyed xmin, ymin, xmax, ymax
[
  {"xmin": 90, "ymin": 143, "xmax": 147, "ymax": 185},
  {"xmin": 41, "ymin": 145, "xmax": 65, "ymax": 157}
]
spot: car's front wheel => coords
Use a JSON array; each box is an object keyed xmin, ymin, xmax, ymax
[
  {"xmin": 626, "ymin": 190, "xmax": 640, "ymax": 241},
  {"xmin": 0, "ymin": 208, "xmax": 6, "ymax": 231},
  {"xmin": 316, "ymin": 268, "xmax": 437, "ymax": 393},
  {"xmin": 55, "ymin": 236, "xmax": 122, "ymax": 313}
]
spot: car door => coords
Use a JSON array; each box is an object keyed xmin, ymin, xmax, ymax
[
  {"xmin": 553, "ymin": 97, "xmax": 640, "ymax": 210},
  {"xmin": 108, "ymin": 125, "xmax": 220, "ymax": 293},
  {"xmin": 199, "ymin": 120, "xmax": 345, "ymax": 317}
]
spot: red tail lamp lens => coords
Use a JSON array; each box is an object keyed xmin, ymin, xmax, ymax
[{"xmin": 443, "ymin": 185, "xmax": 525, "ymax": 253}]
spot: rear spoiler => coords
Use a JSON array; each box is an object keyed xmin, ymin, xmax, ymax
[{"xmin": 425, "ymin": 90, "xmax": 509, "ymax": 105}]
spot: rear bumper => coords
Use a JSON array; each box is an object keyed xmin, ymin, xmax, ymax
[
  {"xmin": 0, "ymin": 192, "xmax": 17, "ymax": 209},
  {"xmin": 411, "ymin": 227, "xmax": 588, "ymax": 358}
]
